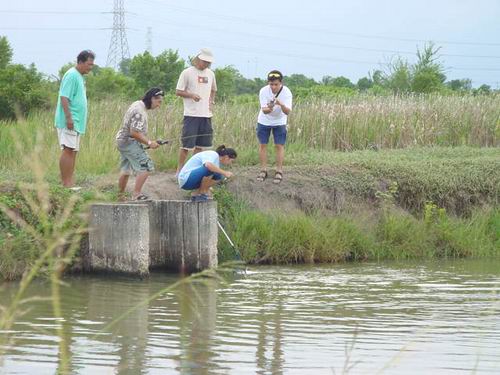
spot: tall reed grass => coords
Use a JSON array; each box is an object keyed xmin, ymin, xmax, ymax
[{"xmin": 0, "ymin": 94, "xmax": 498, "ymax": 176}]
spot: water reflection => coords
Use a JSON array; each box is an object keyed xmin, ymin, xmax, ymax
[{"xmin": 0, "ymin": 259, "xmax": 499, "ymax": 374}]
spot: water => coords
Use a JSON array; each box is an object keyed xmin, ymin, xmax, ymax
[{"xmin": 1, "ymin": 259, "xmax": 499, "ymax": 374}]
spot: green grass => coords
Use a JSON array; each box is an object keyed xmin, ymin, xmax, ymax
[
  {"xmin": 0, "ymin": 181, "xmax": 116, "ymax": 281},
  {"xmin": 217, "ymin": 191, "xmax": 500, "ymax": 264},
  {"xmin": 308, "ymin": 146, "xmax": 500, "ymax": 215},
  {"xmin": 1, "ymin": 94, "xmax": 499, "ymax": 278},
  {"xmin": 0, "ymin": 94, "xmax": 499, "ymax": 177}
]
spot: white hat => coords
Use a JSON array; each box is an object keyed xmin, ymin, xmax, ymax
[{"xmin": 197, "ymin": 48, "xmax": 214, "ymax": 63}]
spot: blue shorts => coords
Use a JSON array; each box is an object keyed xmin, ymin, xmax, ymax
[
  {"xmin": 180, "ymin": 165, "xmax": 223, "ymax": 190},
  {"xmin": 256, "ymin": 123, "xmax": 287, "ymax": 145}
]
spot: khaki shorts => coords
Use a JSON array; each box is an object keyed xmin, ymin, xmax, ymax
[
  {"xmin": 118, "ymin": 141, "xmax": 154, "ymax": 175},
  {"xmin": 57, "ymin": 128, "xmax": 81, "ymax": 151}
]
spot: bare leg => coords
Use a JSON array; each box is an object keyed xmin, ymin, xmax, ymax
[
  {"xmin": 193, "ymin": 147, "xmax": 203, "ymax": 155},
  {"xmin": 133, "ymin": 172, "xmax": 149, "ymax": 198},
  {"xmin": 118, "ymin": 173, "xmax": 129, "ymax": 192},
  {"xmin": 177, "ymin": 148, "xmax": 189, "ymax": 175},
  {"xmin": 275, "ymin": 144, "xmax": 285, "ymax": 172},
  {"xmin": 259, "ymin": 144, "xmax": 268, "ymax": 171},
  {"xmin": 197, "ymin": 176, "xmax": 218, "ymax": 195},
  {"xmin": 59, "ymin": 147, "xmax": 77, "ymax": 187}
]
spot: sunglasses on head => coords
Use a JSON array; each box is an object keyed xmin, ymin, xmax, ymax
[{"xmin": 268, "ymin": 73, "xmax": 282, "ymax": 78}]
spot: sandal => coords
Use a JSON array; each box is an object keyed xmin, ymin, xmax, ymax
[
  {"xmin": 273, "ymin": 171, "xmax": 283, "ymax": 184},
  {"xmin": 256, "ymin": 170, "xmax": 268, "ymax": 182},
  {"xmin": 192, "ymin": 194, "xmax": 209, "ymax": 202},
  {"xmin": 135, "ymin": 193, "xmax": 150, "ymax": 201}
]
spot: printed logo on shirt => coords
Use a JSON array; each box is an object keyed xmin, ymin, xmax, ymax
[{"xmin": 198, "ymin": 76, "xmax": 209, "ymax": 84}]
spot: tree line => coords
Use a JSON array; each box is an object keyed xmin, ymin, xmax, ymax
[{"xmin": 0, "ymin": 36, "xmax": 496, "ymax": 120}]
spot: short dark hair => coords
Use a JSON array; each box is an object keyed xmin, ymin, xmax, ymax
[
  {"xmin": 142, "ymin": 87, "xmax": 164, "ymax": 109},
  {"xmin": 267, "ymin": 70, "xmax": 283, "ymax": 82},
  {"xmin": 77, "ymin": 50, "xmax": 95, "ymax": 63},
  {"xmin": 216, "ymin": 145, "xmax": 237, "ymax": 159}
]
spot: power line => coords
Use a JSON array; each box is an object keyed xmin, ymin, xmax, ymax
[
  {"xmin": 0, "ymin": 10, "xmax": 136, "ymax": 15},
  {"xmin": 131, "ymin": 30, "xmax": 500, "ymax": 73},
  {"xmin": 132, "ymin": 14, "xmax": 500, "ymax": 60},
  {"xmin": 106, "ymin": 0, "xmax": 131, "ymax": 69},
  {"xmin": 0, "ymin": 27, "xmax": 114, "ymax": 31},
  {"xmin": 139, "ymin": 0, "xmax": 500, "ymax": 47},
  {"xmin": 0, "ymin": 10, "xmax": 104, "ymax": 14}
]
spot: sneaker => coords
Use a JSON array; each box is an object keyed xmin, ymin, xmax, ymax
[{"xmin": 69, "ymin": 186, "xmax": 82, "ymax": 192}]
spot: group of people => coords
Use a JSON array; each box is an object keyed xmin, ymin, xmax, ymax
[{"xmin": 55, "ymin": 48, "xmax": 293, "ymax": 201}]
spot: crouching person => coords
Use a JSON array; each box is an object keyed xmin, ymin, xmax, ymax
[
  {"xmin": 116, "ymin": 87, "xmax": 164, "ymax": 200},
  {"xmin": 178, "ymin": 145, "xmax": 237, "ymax": 202}
]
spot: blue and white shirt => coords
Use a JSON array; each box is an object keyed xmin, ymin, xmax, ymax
[{"xmin": 178, "ymin": 150, "xmax": 220, "ymax": 187}]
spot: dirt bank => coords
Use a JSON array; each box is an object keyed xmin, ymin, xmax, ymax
[{"xmin": 122, "ymin": 161, "xmax": 498, "ymax": 216}]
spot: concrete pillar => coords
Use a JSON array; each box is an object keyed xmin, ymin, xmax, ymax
[
  {"xmin": 162, "ymin": 200, "xmax": 218, "ymax": 273},
  {"xmin": 84, "ymin": 200, "xmax": 218, "ymax": 276},
  {"xmin": 85, "ymin": 203, "xmax": 150, "ymax": 276},
  {"xmin": 130, "ymin": 200, "xmax": 168, "ymax": 268}
]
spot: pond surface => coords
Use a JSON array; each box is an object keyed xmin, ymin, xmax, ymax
[{"xmin": 1, "ymin": 259, "xmax": 499, "ymax": 374}]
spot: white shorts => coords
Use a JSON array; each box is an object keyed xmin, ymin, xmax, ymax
[{"xmin": 57, "ymin": 128, "xmax": 81, "ymax": 151}]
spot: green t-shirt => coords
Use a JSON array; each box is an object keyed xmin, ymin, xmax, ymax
[{"xmin": 54, "ymin": 67, "xmax": 88, "ymax": 134}]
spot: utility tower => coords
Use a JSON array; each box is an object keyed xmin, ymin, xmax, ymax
[
  {"xmin": 146, "ymin": 27, "xmax": 153, "ymax": 54},
  {"xmin": 106, "ymin": 0, "xmax": 131, "ymax": 70}
]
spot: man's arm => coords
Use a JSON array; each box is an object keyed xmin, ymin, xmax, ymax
[
  {"xmin": 275, "ymin": 97, "xmax": 292, "ymax": 115},
  {"xmin": 176, "ymin": 70, "xmax": 201, "ymax": 102},
  {"xmin": 176, "ymin": 89, "xmax": 201, "ymax": 102},
  {"xmin": 60, "ymin": 97, "xmax": 74, "ymax": 130},
  {"xmin": 130, "ymin": 130, "xmax": 158, "ymax": 149},
  {"xmin": 262, "ymin": 106, "xmax": 273, "ymax": 114},
  {"xmin": 209, "ymin": 88, "xmax": 216, "ymax": 112},
  {"xmin": 259, "ymin": 89, "xmax": 274, "ymax": 114}
]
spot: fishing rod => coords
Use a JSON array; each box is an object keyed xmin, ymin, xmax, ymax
[
  {"xmin": 144, "ymin": 140, "xmax": 169, "ymax": 149},
  {"xmin": 143, "ymin": 133, "xmax": 215, "ymax": 149},
  {"xmin": 143, "ymin": 132, "xmax": 220, "ymax": 149},
  {"xmin": 217, "ymin": 218, "xmax": 246, "ymax": 274}
]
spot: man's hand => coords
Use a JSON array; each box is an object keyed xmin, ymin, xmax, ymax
[
  {"xmin": 209, "ymin": 100, "xmax": 215, "ymax": 112},
  {"xmin": 267, "ymin": 101, "xmax": 275, "ymax": 110},
  {"xmin": 66, "ymin": 118, "xmax": 74, "ymax": 131},
  {"xmin": 149, "ymin": 141, "xmax": 159, "ymax": 149},
  {"xmin": 191, "ymin": 93, "xmax": 201, "ymax": 102},
  {"xmin": 224, "ymin": 171, "xmax": 234, "ymax": 179}
]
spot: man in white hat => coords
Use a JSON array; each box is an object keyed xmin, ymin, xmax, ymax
[{"xmin": 175, "ymin": 48, "xmax": 217, "ymax": 174}]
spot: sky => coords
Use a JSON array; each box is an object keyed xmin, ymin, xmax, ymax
[{"xmin": 1, "ymin": 0, "xmax": 499, "ymax": 87}]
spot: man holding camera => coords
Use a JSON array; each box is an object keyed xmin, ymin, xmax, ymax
[{"xmin": 256, "ymin": 70, "xmax": 293, "ymax": 184}]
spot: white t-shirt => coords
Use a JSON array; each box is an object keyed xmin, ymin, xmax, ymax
[
  {"xmin": 257, "ymin": 85, "xmax": 293, "ymax": 126},
  {"xmin": 176, "ymin": 66, "xmax": 217, "ymax": 118},
  {"xmin": 178, "ymin": 150, "xmax": 220, "ymax": 187}
]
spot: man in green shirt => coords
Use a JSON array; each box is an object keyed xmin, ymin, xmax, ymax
[{"xmin": 54, "ymin": 50, "xmax": 95, "ymax": 188}]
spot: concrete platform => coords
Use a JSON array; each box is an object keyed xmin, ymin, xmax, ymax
[{"xmin": 83, "ymin": 200, "xmax": 218, "ymax": 276}]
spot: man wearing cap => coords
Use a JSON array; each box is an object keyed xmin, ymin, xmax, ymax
[
  {"xmin": 175, "ymin": 48, "xmax": 217, "ymax": 174},
  {"xmin": 54, "ymin": 50, "xmax": 95, "ymax": 189}
]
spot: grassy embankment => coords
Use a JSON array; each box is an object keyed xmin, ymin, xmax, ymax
[
  {"xmin": 1, "ymin": 93, "xmax": 498, "ymax": 178},
  {"xmin": 0, "ymin": 94, "xmax": 499, "ymax": 280}
]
